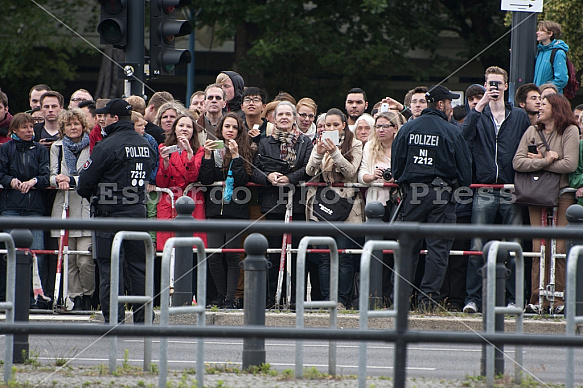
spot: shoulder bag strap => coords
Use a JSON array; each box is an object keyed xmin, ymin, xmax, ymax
[{"xmin": 537, "ymin": 129, "xmax": 552, "ymax": 153}]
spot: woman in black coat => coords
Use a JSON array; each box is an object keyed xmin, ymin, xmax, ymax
[
  {"xmin": 251, "ymin": 101, "xmax": 314, "ymax": 307},
  {"xmin": 199, "ymin": 112, "xmax": 256, "ymax": 308}
]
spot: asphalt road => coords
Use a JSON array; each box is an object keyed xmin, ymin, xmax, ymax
[{"xmin": 6, "ymin": 333, "xmax": 582, "ymax": 386}]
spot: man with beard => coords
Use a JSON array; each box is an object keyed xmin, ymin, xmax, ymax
[
  {"xmin": 515, "ymin": 83, "xmax": 541, "ymax": 126},
  {"xmin": 345, "ymin": 88, "xmax": 368, "ymax": 131}
]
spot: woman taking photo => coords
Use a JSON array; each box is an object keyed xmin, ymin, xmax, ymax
[
  {"xmin": 358, "ymin": 111, "xmax": 400, "ymax": 220},
  {"xmin": 306, "ymin": 108, "xmax": 364, "ymax": 310},
  {"xmin": 156, "ymin": 113, "xmax": 206, "ymax": 251},
  {"xmin": 513, "ymin": 93, "xmax": 579, "ymax": 314},
  {"xmin": 199, "ymin": 113, "xmax": 256, "ymax": 308},
  {"xmin": 252, "ymin": 101, "xmax": 313, "ymax": 307},
  {"xmin": 50, "ymin": 109, "xmax": 94, "ymax": 311}
]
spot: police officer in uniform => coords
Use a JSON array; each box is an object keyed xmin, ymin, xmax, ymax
[
  {"xmin": 77, "ymin": 99, "xmax": 156, "ymax": 323},
  {"xmin": 391, "ymin": 85, "xmax": 472, "ymax": 309}
]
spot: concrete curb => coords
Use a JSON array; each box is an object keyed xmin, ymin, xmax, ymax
[{"xmin": 4, "ymin": 311, "xmax": 567, "ymax": 335}]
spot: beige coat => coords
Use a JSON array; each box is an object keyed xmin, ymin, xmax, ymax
[
  {"xmin": 512, "ymin": 124, "xmax": 579, "ymax": 189},
  {"xmin": 50, "ymin": 140, "xmax": 92, "ymax": 238},
  {"xmin": 305, "ymin": 138, "xmax": 364, "ymax": 223}
]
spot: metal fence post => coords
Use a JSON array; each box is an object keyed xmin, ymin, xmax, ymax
[
  {"xmin": 364, "ymin": 201, "xmax": 384, "ymax": 310},
  {"xmin": 566, "ymin": 205, "xmax": 583, "ymax": 318},
  {"xmin": 242, "ymin": 233, "xmax": 269, "ymax": 370},
  {"xmin": 11, "ymin": 229, "xmax": 32, "ymax": 364},
  {"xmin": 159, "ymin": 237, "xmax": 206, "ymax": 388},
  {"xmin": 0, "ymin": 233, "xmax": 16, "ymax": 382},
  {"xmin": 173, "ymin": 196, "xmax": 195, "ymax": 306}
]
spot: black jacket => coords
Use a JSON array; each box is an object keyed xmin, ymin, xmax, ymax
[
  {"xmin": 392, "ymin": 108, "xmax": 472, "ymax": 187},
  {"xmin": 252, "ymin": 134, "xmax": 313, "ymax": 215},
  {"xmin": 199, "ymin": 154, "xmax": 252, "ymax": 219},
  {"xmin": 77, "ymin": 120, "xmax": 156, "ymax": 216},
  {"xmin": 145, "ymin": 121, "xmax": 165, "ymax": 145},
  {"xmin": 462, "ymin": 103, "xmax": 530, "ymax": 184},
  {"xmin": 0, "ymin": 139, "xmax": 50, "ymax": 214}
]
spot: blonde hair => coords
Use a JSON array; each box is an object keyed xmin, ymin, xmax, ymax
[
  {"xmin": 58, "ymin": 109, "xmax": 90, "ymax": 138},
  {"xmin": 155, "ymin": 102, "xmax": 187, "ymax": 126},
  {"xmin": 126, "ymin": 95, "xmax": 146, "ymax": 115},
  {"xmin": 215, "ymin": 73, "xmax": 230, "ymax": 86},
  {"xmin": 131, "ymin": 111, "xmax": 144, "ymax": 123},
  {"xmin": 365, "ymin": 112, "xmax": 402, "ymax": 168},
  {"xmin": 296, "ymin": 97, "xmax": 317, "ymax": 114}
]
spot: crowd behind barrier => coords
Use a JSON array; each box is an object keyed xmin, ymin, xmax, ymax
[
  {"xmin": 1, "ymin": 55, "xmax": 582, "ymax": 316},
  {"xmin": 0, "ymin": 180, "xmax": 575, "ymax": 312}
]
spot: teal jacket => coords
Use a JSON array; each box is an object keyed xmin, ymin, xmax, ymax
[{"xmin": 533, "ymin": 39, "xmax": 569, "ymax": 94}]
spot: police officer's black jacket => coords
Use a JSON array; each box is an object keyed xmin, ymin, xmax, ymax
[
  {"xmin": 391, "ymin": 108, "xmax": 472, "ymax": 187},
  {"xmin": 77, "ymin": 119, "xmax": 156, "ymax": 216}
]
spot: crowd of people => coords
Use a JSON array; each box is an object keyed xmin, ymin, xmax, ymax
[{"xmin": 1, "ymin": 20, "xmax": 582, "ymax": 320}]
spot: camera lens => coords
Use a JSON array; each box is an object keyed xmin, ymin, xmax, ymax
[{"xmin": 382, "ymin": 169, "xmax": 392, "ymax": 181}]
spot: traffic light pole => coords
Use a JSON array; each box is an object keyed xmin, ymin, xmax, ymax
[
  {"xmin": 508, "ymin": 11, "xmax": 537, "ymax": 105},
  {"xmin": 125, "ymin": 0, "xmax": 145, "ymax": 97}
]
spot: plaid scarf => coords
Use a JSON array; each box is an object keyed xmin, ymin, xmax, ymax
[{"xmin": 272, "ymin": 127, "xmax": 302, "ymax": 167}]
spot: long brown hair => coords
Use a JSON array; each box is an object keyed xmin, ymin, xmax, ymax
[
  {"xmin": 537, "ymin": 94, "xmax": 578, "ymax": 135},
  {"xmin": 325, "ymin": 108, "xmax": 355, "ymax": 163},
  {"xmin": 164, "ymin": 113, "xmax": 201, "ymax": 150},
  {"xmin": 216, "ymin": 112, "xmax": 256, "ymax": 175}
]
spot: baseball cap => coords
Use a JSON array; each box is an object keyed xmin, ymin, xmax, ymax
[
  {"xmin": 94, "ymin": 98, "xmax": 132, "ymax": 117},
  {"xmin": 425, "ymin": 85, "xmax": 460, "ymax": 103}
]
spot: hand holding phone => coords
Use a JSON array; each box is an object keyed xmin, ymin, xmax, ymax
[
  {"xmin": 321, "ymin": 130, "xmax": 339, "ymax": 145},
  {"xmin": 528, "ymin": 145, "xmax": 538, "ymax": 154}
]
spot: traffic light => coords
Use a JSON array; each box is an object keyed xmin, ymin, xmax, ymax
[
  {"xmin": 97, "ymin": 0, "xmax": 128, "ymax": 48},
  {"xmin": 150, "ymin": 0, "xmax": 192, "ymax": 76}
]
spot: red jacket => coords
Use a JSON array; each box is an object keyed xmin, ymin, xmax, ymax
[
  {"xmin": 89, "ymin": 124, "xmax": 102, "ymax": 153},
  {"xmin": 155, "ymin": 145, "xmax": 206, "ymax": 250}
]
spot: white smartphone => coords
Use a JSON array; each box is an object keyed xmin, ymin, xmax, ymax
[
  {"xmin": 380, "ymin": 103, "xmax": 390, "ymax": 113},
  {"xmin": 166, "ymin": 145, "xmax": 179, "ymax": 153},
  {"xmin": 321, "ymin": 130, "xmax": 339, "ymax": 145}
]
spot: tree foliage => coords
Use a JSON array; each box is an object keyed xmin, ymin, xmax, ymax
[
  {"xmin": 0, "ymin": 0, "xmax": 97, "ymax": 111},
  {"xmin": 191, "ymin": 0, "xmax": 448, "ymax": 107}
]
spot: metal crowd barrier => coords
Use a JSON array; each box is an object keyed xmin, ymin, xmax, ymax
[
  {"xmin": 357, "ymin": 240, "xmax": 401, "ymax": 388},
  {"xmin": 565, "ymin": 245, "xmax": 583, "ymax": 388},
  {"xmin": 109, "ymin": 231, "xmax": 155, "ymax": 373},
  {"xmin": 0, "ymin": 233, "xmax": 16, "ymax": 383},
  {"xmin": 483, "ymin": 241, "xmax": 525, "ymax": 387},
  {"xmin": 158, "ymin": 237, "xmax": 206, "ymax": 388},
  {"xmin": 295, "ymin": 236, "xmax": 339, "ymax": 378}
]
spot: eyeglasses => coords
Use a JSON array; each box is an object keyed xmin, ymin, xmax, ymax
[
  {"xmin": 298, "ymin": 113, "xmax": 315, "ymax": 120},
  {"xmin": 32, "ymin": 117, "xmax": 44, "ymax": 123},
  {"xmin": 206, "ymin": 95, "xmax": 223, "ymax": 101},
  {"xmin": 243, "ymin": 97, "xmax": 262, "ymax": 104},
  {"xmin": 374, "ymin": 123, "xmax": 396, "ymax": 130},
  {"xmin": 71, "ymin": 98, "xmax": 88, "ymax": 103}
]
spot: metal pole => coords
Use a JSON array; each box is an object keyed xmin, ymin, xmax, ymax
[
  {"xmin": 126, "ymin": 0, "xmax": 145, "ymax": 97},
  {"xmin": 364, "ymin": 201, "xmax": 384, "ymax": 310},
  {"xmin": 173, "ymin": 196, "xmax": 195, "ymax": 306},
  {"xmin": 242, "ymin": 233, "xmax": 269, "ymax": 370},
  {"xmin": 494, "ymin": 245, "xmax": 509, "ymax": 376},
  {"xmin": 393, "ymin": 232, "xmax": 411, "ymax": 388},
  {"xmin": 566, "ymin": 205, "xmax": 583, "ymax": 318},
  {"xmin": 186, "ymin": 9, "xmax": 196, "ymax": 104},
  {"xmin": 508, "ymin": 11, "xmax": 537, "ymax": 105},
  {"xmin": 11, "ymin": 229, "xmax": 33, "ymax": 363}
]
